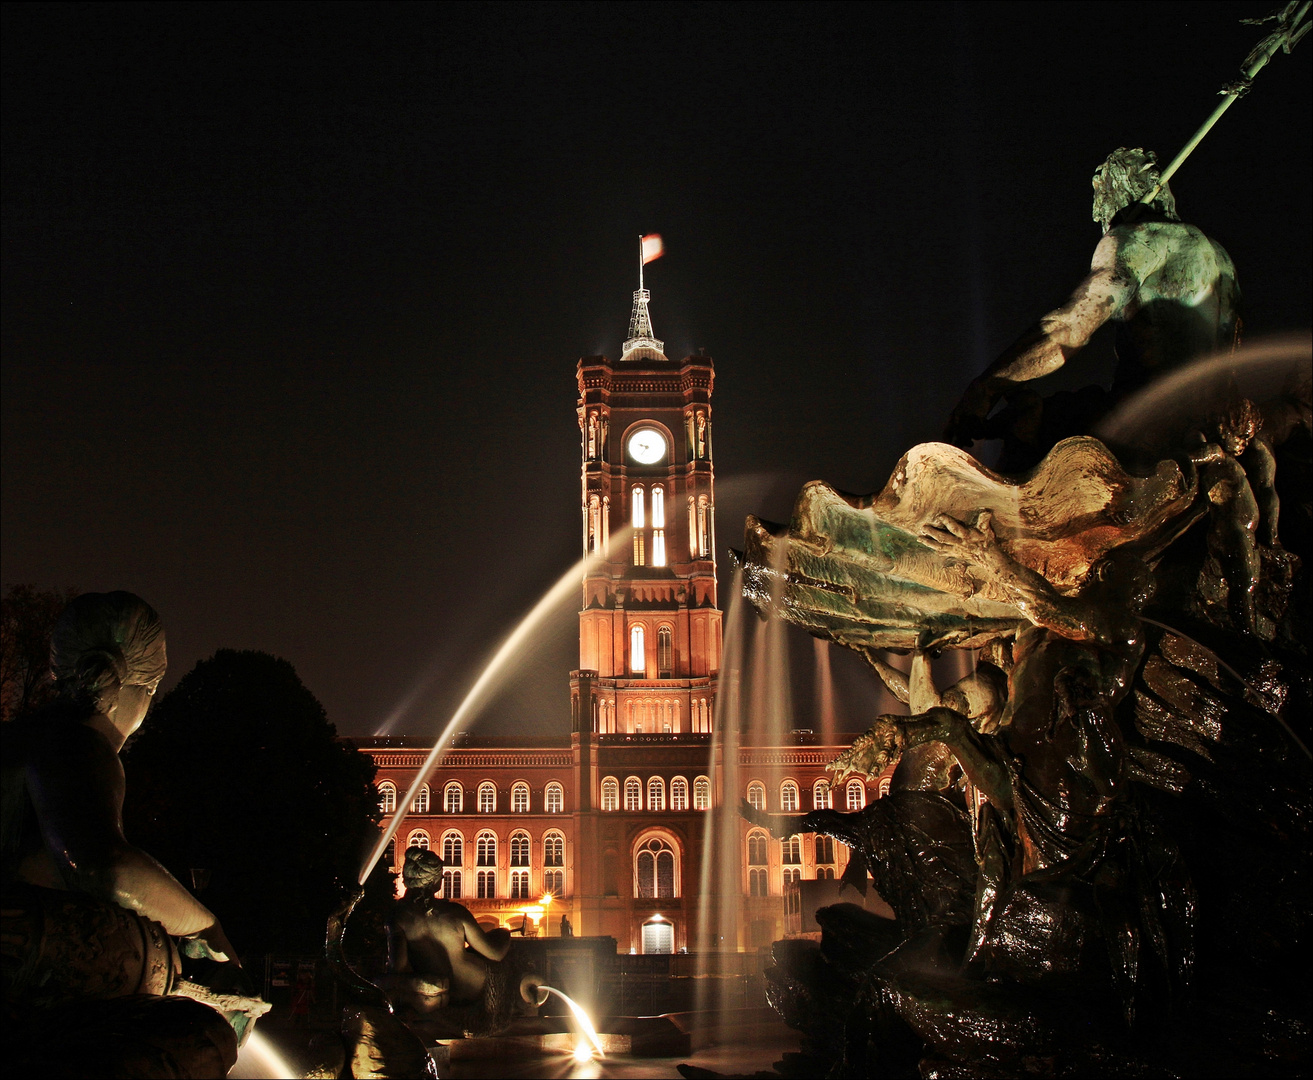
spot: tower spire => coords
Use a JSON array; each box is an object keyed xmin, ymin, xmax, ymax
[{"xmin": 623, "ymin": 234, "xmax": 666, "ymax": 361}]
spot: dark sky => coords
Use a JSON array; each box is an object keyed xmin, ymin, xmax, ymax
[{"xmin": 3, "ymin": 1, "xmax": 1309, "ymax": 738}]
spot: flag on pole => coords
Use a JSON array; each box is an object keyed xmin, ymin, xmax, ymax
[{"xmin": 641, "ymin": 234, "xmax": 664, "ymax": 265}]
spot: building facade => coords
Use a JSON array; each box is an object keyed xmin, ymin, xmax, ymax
[{"xmin": 355, "ymin": 279, "xmax": 886, "ymax": 953}]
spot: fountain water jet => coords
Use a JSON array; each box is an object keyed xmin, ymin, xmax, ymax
[
  {"xmin": 359, "ymin": 546, "xmax": 616, "ymax": 884},
  {"xmin": 536, "ymin": 985, "xmax": 605, "ymax": 1060},
  {"xmin": 231, "ymin": 1030, "xmax": 298, "ymax": 1079}
]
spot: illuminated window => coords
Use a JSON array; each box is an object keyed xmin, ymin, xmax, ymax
[
  {"xmin": 407, "ymin": 830, "xmax": 430, "ymax": 851},
  {"xmin": 477, "ymin": 870, "xmax": 496, "ymax": 899},
  {"xmin": 784, "ymin": 867, "xmax": 801, "ymax": 886},
  {"xmin": 817, "ymin": 866, "xmax": 835, "ymax": 880},
  {"xmin": 476, "ymin": 832, "xmax": 497, "ymax": 866},
  {"xmin": 601, "ymin": 777, "xmax": 619, "ymax": 811},
  {"xmin": 633, "ymin": 533, "xmax": 645, "ymax": 566},
  {"xmin": 657, "ymin": 626, "xmax": 673, "ymax": 676},
  {"xmin": 544, "ymin": 832, "xmax": 564, "ymax": 867},
  {"xmin": 694, "ymin": 776, "xmax": 711, "ymax": 811},
  {"xmin": 651, "ymin": 485, "xmax": 665, "ymax": 526},
  {"xmin": 377, "ymin": 781, "xmax": 396, "ymax": 814},
  {"xmin": 815, "ymin": 835, "xmax": 835, "ymax": 864},
  {"xmin": 782, "ymin": 837, "xmax": 801, "ymax": 864},
  {"xmin": 510, "ymin": 832, "xmax": 530, "ymax": 867},
  {"xmin": 411, "ymin": 785, "xmax": 430, "ymax": 813},
  {"xmin": 511, "ymin": 869, "xmax": 531, "ymax": 899},
  {"xmin": 511, "ymin": 782, "xmax": 530, "ymax": 813},
  {"xmin": 444, "ymin": 782, "xmax": 463, "ymax": 813},
  {"xmin": 636, "ymin": 837, "xmax": 676, "ymax": 899},
  {"xmin": 697, "ymin": 495, "xmax": 709, "ymax": 557},
  {"xmin": 648, "ymin": 776, "xmax": 666, "ymax": 812},
  {"xmin": 750, "ymin": 868, "xmax": 768, "ymax": 896},
  {"xmin": 780, "ymin": 781, "xmax": 799, "ymax": 813},
  {"xmin": 478, "ymin": 782, "xmax": 497, "ymax": 813},
  {"xmin": 442, "ymin": 832, "xmax": 463, "ymax": 866},
  {"xmin": 443, "ymin": 870, "xmax": 462, "ymax": 898},
  {"xmin": 625, "ymin": 777, "xmax": 642, "ymax": 812},
  {"xmin": 630, "ymin": 624, "xmax": 646, "ymax": 674},
  {"xmin": 812, "ymin": 779, "xmax": 831, "ymax": 810},
  {"xmin": 748, "ymin": 831, "xmax": 768, "ymax": 865},
  {"xmin": 544, "ymin": 868, "xmax": 565, "ymax": 897},
  {"xmin": 632, "ymin": 486, "xmax": 645, "ymax": 528},
  {"xmin": 846, "ymin": 780, "xmax": 866, "ymax": 811},
  {"xmin": 545, "ymin": 782, "xmax": 564, "ymax": 814},
  {"xmin": 747, "ymin": 782, "xmax": 766, "ymax": 811},
  {"xmin": 670, "ymin": 777, "xmax": 689, "ymax": 812},
  {"xmin": 653, "ymin": 529, "xmax": 666, "ymax": 566}
]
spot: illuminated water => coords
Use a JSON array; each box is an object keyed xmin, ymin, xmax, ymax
[
  {"xmin": 360, "ymin": 548, "xmax": 612, "ymax": 883},
  {"xmin": 230, "ymin": 1030, "xmax": 298, "ymax": 1079},
  {"xmin": 538, "ymin": 985, "xmax": 605, "ymax": 1060}
]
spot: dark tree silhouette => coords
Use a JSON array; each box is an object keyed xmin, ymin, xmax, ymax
[
  {"xmin": 0, "ymin": 585, "xmax": 79, "ymax": 722},
  {"xmin": 123, "ymin": 649, "xmax": 381, "ymax": 957}
]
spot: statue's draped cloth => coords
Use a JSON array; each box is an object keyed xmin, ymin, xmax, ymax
[{"xmin": 742, "ymin": 437, "xmax": 1194, "ymax": 651}]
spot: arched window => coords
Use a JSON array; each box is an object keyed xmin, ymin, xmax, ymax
[
  {"xmin": 846, "ymin": 779, "xmax": 866, "ymax": 811},
  {"xmin": 636, "ymin": 837, "xmax": 677, "ymax": 899},
  {"xmin": 478, "ymin": 782, "xmax": 497, "ymax": 813},
  {"xmin": 657, "ymin": 626, "xmax": 673, "ymax": 676},
  {"xmin": 511, "ymin": 782, "xmax": 530, "ymax": 813},
  {"xmin": 817, "ymin": 866, "xmax": 835, "ymax": 880},
  {"xmin": 630, "ymin": 624, "xmax": 646, "ymax": 674},
  {"xmin": 377, "ymin": 781, "xmax": 396, "ymax": 814},
  {"xmin": 511, "ymin": 868, "xmax": 531, "ymax": 899},
  {"xmin": 477, "ymin": 870, "xmax": 496, "ymax": 899},
  {"xmin": 879, "ymin": 773, "xmax": 893, "ymax": 798},
  {"xmin": 544, "ymin": 832, "xmax": 565, "ymax": 867},
  {"xmin": 815, "ymin": 835, "xmax": 835, "ymax": 865},
  {"xmin": 697, "ymin": 495, "xmax": 709, "ymax": 557},
  {"xmin": 651, "ymin": 484, "xmax": 665, "ymax": 527},
  {"xmin": 694, "ymin": 776, "xmax": 711, "ymax": 811},
  {"xmin": 476, "ymin": 832, "xmax": 497, "ymax": 866},
  {"xmin": 670, "ymin": 777, "xmax": 689, "ymax": 812},
  {"xmin": 747, "ymin": 831, "xmax": 769, "ymax": 866},
  {"xmin": 648, "ymin": 776, "xmax": 666, "ymax": 812},
  {"xmin": 782, "ymin": 837, "xmax": 801, "ymax": 864},
  {"xmin": 545, "ymin": 868, "xmax": 565, "ymax": 897},
  {"xmin": 443, "ymin": 868, "xmax": 462, "ymax": 898},
  {"xmin": 632, "ymin": 485, "xmax": 645, "ymax": 528},
  {"xmin": 545, "ymin": 782, "xmax": 564, "ymax": 813},
  {"xmin": 747, "ymin": 781, "xmax": 767, "ymax": 811},
  {"xmin": 411, "ymin": 785, "xmax": 430, "ymax": 813},
  {"xmin": 780, "ymin": 781, "xmax": 799, "ymax": 813},
  {"xmin": 510, "ymin": 832, "xmax": 530, "ymax": 867},
  {"xmin": 784, "ymin": 867, "xmax": 801, "ymax": 886},
  {"xmin": 750, "ymin": 868, "xmax": 768, "ymax": 896},
  {"xmin": 812, "ymin": 779, "xmax": 831, "ymax": 810},
  {"xmin": 444, "ymin": 782, "xmax": 463, "ymax": 814},
  {"xmin": 601, "ymin": 777, "xmax": 620, "ymax": 812},
  {"xmin": 624, "ymin": 777, "xmax": 643, "ymax": 812},
  {"xmin": 407, "ymin": 830, "xmax": 430, "ymax": 851},
  {"xmin": 442, "ymin": 832, "xmax": 463, "ymax": 866}
]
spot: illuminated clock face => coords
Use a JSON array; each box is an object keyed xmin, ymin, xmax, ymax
[{"xmin": 627, "ymin": 428, "xmax": 667, "ymax": 464}]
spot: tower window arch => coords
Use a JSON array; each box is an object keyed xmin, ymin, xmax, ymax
[
  {"xmin": 670, "ymin": 776, "xmax": 689, "ymax": 812},
  {"xmin": 648, "ymin": 776, "xmax": 666, "ymax": 812},
  {"xmin": 478, "ymin": 782, "xmax": 497, "ymax": 813},
  {"xmin": 545, "ymin": 782, "xmax": 564, "ymax": 813},
  {"xmin": 377, "ymin": 781, "xmax": 397, "ymax": 814},
  {"xmin": 630, "ymin": 624, "xmax": 646, "ymax": 675},
  {"xmin": 846, "ymin": 779, "xmax": 866, "ymax": 811},
  {"xmin": 694, "ymin": 776, "xmax": 711, "ymax": 811},
  {"xmin": 632, "ymin": 486, "xmax": 645, "ymax": 528},
  {"xmin": 444, "ymin": 782, "xmax": 464, "ymax": 813},
  {"xmin": 746, "ymin": 781, "xmax": 767, "ymax": 812},
  {"xmin": 651, "ymin": 484, "xmax": 665, "ymax": 527},
  {"xmin": 780, "ymin": 780, "xmax": 799, "ymax": 813},
  {"xmin": 511, "ymin": 782, "xmax": 530, "ymax": 813},
  {"xmin": 411, "ymin": 784, "xmax": 430, "ymax": 813},
  {"xmin": 657, "ymin": 626, "xmax": 673, "ymax": 677},
  {"xmin": 635, "ymin": 835, "xmax": 678, "ymax": 899},
  {"xmin": 624, "ymin": 776, "xmax": 643, "ymax": 812},
  {"xmin": 601, "ymin": 777, "xmax": 620, "ymax": 811}
]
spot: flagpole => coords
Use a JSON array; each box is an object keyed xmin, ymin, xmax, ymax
[{"xmin": 639, "ymin": 234, "xmax": 644, "ymax": 292}]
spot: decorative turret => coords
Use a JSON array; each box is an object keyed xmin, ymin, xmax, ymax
[{"xmin": 621, "ymin": 234, "xmax": 667, "ymax": 362}]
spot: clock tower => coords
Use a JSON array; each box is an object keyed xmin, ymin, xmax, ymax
[{"xmin": 572, "ymin": 276, "xmax": 721, "ymax": 736}]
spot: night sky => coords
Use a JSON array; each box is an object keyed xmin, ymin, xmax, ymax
[{"xmin": 3, "ymin": 2, "xmax": 1309, "ymax": 738}]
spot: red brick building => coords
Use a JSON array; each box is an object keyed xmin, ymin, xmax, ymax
[{"xmin": 355, "ymin": 282, "xmax": 881, "ymax": 952}]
